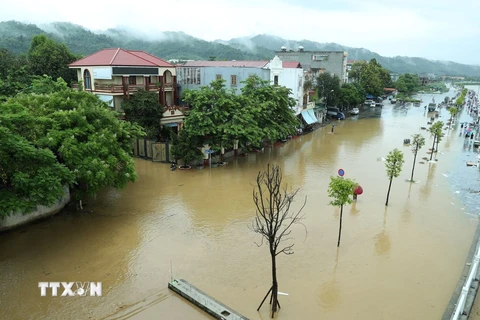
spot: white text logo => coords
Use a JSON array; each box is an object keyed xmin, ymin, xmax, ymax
[{"xmin": 38, "ymin": 282, "xmax": 102, "ymax": 296}]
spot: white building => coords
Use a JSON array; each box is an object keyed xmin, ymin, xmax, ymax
[{"xmin": 267, "ymin": 56, "xmax": 305, "ymax": 115}]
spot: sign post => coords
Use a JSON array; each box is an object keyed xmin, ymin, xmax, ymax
[
  {"xmin": 206, "ymin": 149, "xmax": 214, "ymax": 168},
  {"xmin": 338, "ymin": 168, "xmax": 345, "ymax": 177}
]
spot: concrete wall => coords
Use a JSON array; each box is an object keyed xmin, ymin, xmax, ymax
[
  {"xmin": 177, "ymin": 66, "xmax": 270, "ymax": 98},
  {"xmin": 268, "ymin": 56, "xmax": 304, "ymax": 110},
  {"xmin": 276, "ymin": 50, "xmax": 348, "ymax": 83},
  {"xmin": 0, "ymin": 186, "xmax": 71, "ymax": 232}
]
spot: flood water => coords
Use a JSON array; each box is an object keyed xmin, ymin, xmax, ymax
[{"xmin": 1, "ymin": 86, "xmax": 479, "ymax": 320}]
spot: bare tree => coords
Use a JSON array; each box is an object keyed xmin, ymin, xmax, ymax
[{"xmin": 251, "ymin": 164, "xmax": 307, "ymax": 318}]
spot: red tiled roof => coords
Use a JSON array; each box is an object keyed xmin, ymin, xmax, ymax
[
  {"xmin": 180, "ymin": 61, "xmax": 269, "ymax": 68},
  {"xmin": 282, "ymin": 61, "xmax": 301, "ymax": 68},
  {"xmin": 69, "ymin": 48, "xmax": 173, "ymax": 67}
]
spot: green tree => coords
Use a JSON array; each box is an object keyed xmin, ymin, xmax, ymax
[
  {"xmin": 409, "ymin": 134, "xmax": 425, "ymax": 182},
  {"xmin": 0, "ymin": 126, "xmax": 74, "ymax": 216},
  {"xmin": 0, "ymin": 52, "xmax": 32, "ymax": 99},
  {"xmin": 241, "ymin": 76, "xmax": 298, "ymax": 145},
  {"xmin": 339, "ymin": 83, "xmax": 364, "ymax": 109},
  {"xmin": 170, "ymin": 130, "xmax": 203, "ymax": 166},
  {"xmin": 27, "ymin": 35, "xmax": 78, "ymax": 85},
  {"xmin": 448, "ymin": 107, "xmax": 458, "ymax": 123},
  {"xmin": 121, "ymin": 89, "xmax": 164, "ymax": 140},
  {"xmin": 385, "ymin": 149, "xmax": 404, "ymax": 206},
  {"xmin": 327, "ymin": 176, "xmax": 357, "ymax": 247},
  {"xmin": 350, "ymin": 59, "xmax": 391, "ymax": 97},
  {"xmin": 251, "ymin": 164, "xmax": 307, "ymax": 318},
  {"xmin": 349, "ymin": 60, "xmax": 368, "ymax": 83},
  {"xmin": 395, "ymin": 74, "xmax": 420, "ymax": 94},
  {"xmin": 30, "ymin": 75, "xmax": 69, "ymax": 94},
  {"xmin": 316, "ymin": 72, "xmax": 341, "ymax": 106},
  {"xmin": 428, "ymin": 121, "xmax": 444, "ymax": 161},
  {"xmin": 182, "ymin": 79, "xmax": 239, "ymax": 155},
  {"xmin": 2, "ymin": 88, "xmax": 144, "ymax": 200}
]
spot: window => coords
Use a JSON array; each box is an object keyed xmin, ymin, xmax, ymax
[
  {"xmin": 231, "ymin": 75, "xmax": 237, "ymax": 86},
  {"xmin": 312, "ymin": 55, "xmax": 328, "ymax": 61},
  {"xmin": 216, "ymin": 74, "xmax": 222, "ymax": 80},
  {"xmin": 274, "ymin": 75, "xmax": 279, "ymax": 85},
  {"xmin": 129, "ymin": 77, "xmax": 136, "ymax": 85},
  {"xmin": 178, "ymin": 68, "xmax": 201, "ymax": 85},
  {"xmin": 83, "ymin": 69, "xmax": 91, "ymax": 90}
]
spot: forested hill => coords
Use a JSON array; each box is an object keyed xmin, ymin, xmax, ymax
[{"xmin": 1, "ymin": 20, "xmax": 479, "ymax": 77}]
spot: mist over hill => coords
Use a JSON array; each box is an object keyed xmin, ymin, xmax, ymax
[{"xmin": 1, "ymin": 20, "xmax": 479, "ymax": 77}]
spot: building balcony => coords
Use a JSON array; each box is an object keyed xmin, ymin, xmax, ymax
[{"xmin": 71, "ymin": 82, "xmax": 176, "ymax": 93}]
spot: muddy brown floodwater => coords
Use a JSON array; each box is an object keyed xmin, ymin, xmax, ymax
[{"xmin": 1, "ymin": 89, "xmax": 478, "ymax": 320}]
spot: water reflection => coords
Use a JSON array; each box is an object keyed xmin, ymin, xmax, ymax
[
  {"xmin": 318, "ymin": 249, "xmax": 341, "ymax": 309},
  {"xmin": 374, "ymin": 208, "xmax": 391, "ymax": 256},
  {"xmin": 420, "ymin": 162, "xmax": 437, "ymax": 198}
]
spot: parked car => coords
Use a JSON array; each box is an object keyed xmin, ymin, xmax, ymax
[
  {"xmin": 350, "ymin": 107, "xmax": 359, "ymax": 115},
  {"xmin": 327, "ymin": 107, "xmax": 345, "ymax": 120},
  {"xmin": 327, "ymin": 107, "xmax": 340, "ymax": 116}
]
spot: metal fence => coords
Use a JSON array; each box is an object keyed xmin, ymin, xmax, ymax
[{"xmin": 132, "ymin": 138, "xmax": 172, "ymax": 163}]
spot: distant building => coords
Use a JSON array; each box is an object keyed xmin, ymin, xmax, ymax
[
  {"xmin": 346, "ymin": 59, "xmax": 358, "ymax": 83},
  {"xmin": 69, "ymin": 48, "xmax": 185, "ymax": 129},
  {"xmin": 418, "ymin": 73, "xmax": 437, "ymax": 86},
  {"xmin": 390, "ymin": 73, "xmax": 400, "ymax": 83},
  {"xmin": 176, "ymin": 56, "xmax": 305, "ymax": 113},
  {"xmin": 275, "ymin": 46, "xmax": 348, "ymax": 84},
  {"xmin": 69, "ymin": 48, "xmax": 178, "ymax": 110}
]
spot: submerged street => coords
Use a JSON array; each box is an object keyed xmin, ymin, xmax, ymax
[{"xmin": 1, "ymin": 87, "xmax": 479, "ymax": 319}]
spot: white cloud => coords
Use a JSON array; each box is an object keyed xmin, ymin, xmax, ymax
[{"xmin": 0, "ymin": 0, "xmax": 478, "ymax": 64}]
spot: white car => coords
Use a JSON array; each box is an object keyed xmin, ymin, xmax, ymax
[{"xmin": 350, "ymin": 107, "xmax": 359, "ymax": 115}]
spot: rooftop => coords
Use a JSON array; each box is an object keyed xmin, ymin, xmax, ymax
[
  {"xmin": 282, "ymin": 61, "xmax": 302, "ymax": 68},
  {"xmin": 180, "ymin": 60, "xmax": 269, "ymax": 68},
  {"xmin": 69, "ymin": 48, "xmax": 174, "ymax": 67}
]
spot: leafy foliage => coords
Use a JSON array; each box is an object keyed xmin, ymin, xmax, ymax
[
  {"xmin": 241, "ymin": 76, "xmax": 298, "ymax": 143},
  {"xmin": 30, "ymin": 75, "xmax": 69, "ymax": 94},
  {"xmin": 395, "ymin": 74, "xmax": 420, "ymax": 93},
  {"xmin": 349, "ymin": 59, "xmax": 392, "ymax": 97},
  {"xmin": 316, "ymin": 72, "xmax": 341, "ymax": 106},
  {"xmin": 0, "ymin": 83, "xmax": 144, "ymax": 215},
  {"xmin": 448, "ymin": 107, "xmax": 458, "ymax": 121},
  {"xmin": 121, "ymin": 89, "xmax": 164, "ymax": 140},
  {"xmin": 409, "ymin": 134, "xmax": 425, "ymax": 182},
  {"xmin": 338, "ymin": 83, "xmax": 364, "ymax": 108},
  {"xmin": 327, "ymin": 176, "xmax": 357, "ymax": 207},
  {"xmin": 0, "ymin": 126, "xmax": 74, "ymax": 215},
  {"xmin": 181, "ymin": 76, "xmax": 298, "ymax": 153},
  {"xmin": 385, "ymin": 148, "xmax": 404, "ymax": 179},
  {"xmin": 384, "ymin": 148, "xmax": 404, "ymax": 206},
  {"xmin": 28, "ymin": 35, "xmax": 78, "ymax": 85},
  {"xmin": 170, "ymin": 130, "xmax": 203, "ymax": 165},
  {"xmin": 328, "ymin": 175, "xmax": 357, "ymax": 247}
]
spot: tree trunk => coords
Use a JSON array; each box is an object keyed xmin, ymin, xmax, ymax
[
  {"xmin": 410, "ymin": 149, "xmax": 418, "ymax": 182},
  {"xmin": 429, "ymin": 135, "xmax": 436, "ymax": 161},
  {"xmin": 385, "ymin": 177, "xmax": 393, "ymax": 206},
  {"xmin": 337, "ymin": 204, "xmax": 343, "ymax": 247},
  {"xmin": 270, "ymin": 250, "xmax": 279, "ymax": 318}
]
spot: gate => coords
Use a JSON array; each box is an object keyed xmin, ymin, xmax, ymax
[{"xmin": 132, "ymin": 138, "xmax": 172, "ymax": 163}]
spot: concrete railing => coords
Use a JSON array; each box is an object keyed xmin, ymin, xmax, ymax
[{"xmin": 451, "ymin": 244, "xmax": 480, "ymax": 319}]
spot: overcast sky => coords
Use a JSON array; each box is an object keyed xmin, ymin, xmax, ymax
[{"xmin": 1, "ymin": 0, "xmax": 479, "ymax": 65}]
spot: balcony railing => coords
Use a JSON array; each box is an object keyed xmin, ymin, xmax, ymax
[{"xmin": 91, "ymin": 83, "xmax": 176, "ymax": 93}]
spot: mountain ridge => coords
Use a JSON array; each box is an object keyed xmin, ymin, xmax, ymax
[{"xmin": 0, "ymin": 20, "xmax": 479, "ymax": 77}]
